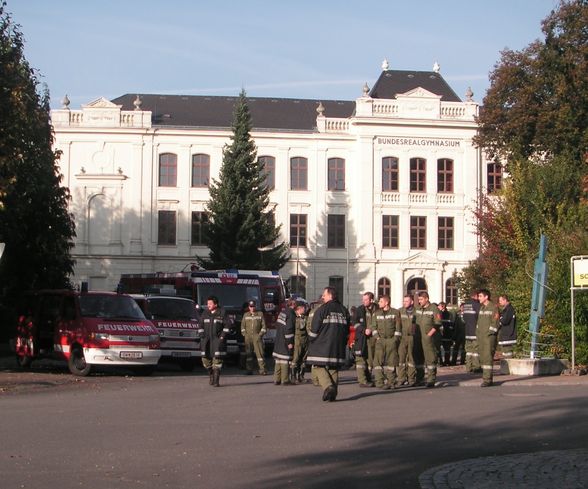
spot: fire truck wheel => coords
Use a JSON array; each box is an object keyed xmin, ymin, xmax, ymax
[
  {"xmin": 68, "ymin": 346, "xmax": 92, "ymax": 376},
  {"xmin": 178, "ymin": 359, "xmax": 197, "ymax": 372},
  {"xmin": 16, "ymin": 353, "xmax": 32, "ymax": 369}
]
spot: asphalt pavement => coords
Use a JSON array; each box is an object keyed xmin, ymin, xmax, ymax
[{"xmin": 1, "ymin": 345, "xmax": 588, "ymax": 489}]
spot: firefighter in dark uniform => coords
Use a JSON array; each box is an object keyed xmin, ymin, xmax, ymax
[
  {"xmin": 291, "ymin": 301, "xmax": 309, "ymax": 383},
  {"xmin": 240, "ymin": 300, "xmax": 267, "ymax": 375},
  {"xmin": 272, "ymin": 298, "xmax": 296, "ymax": 385},
  {"xmin": 476, "ymin": 289, "xmax": 501, "ymax": 387},
  {"xmin": 451, "ymin": 303, "xmax": 466, "ymax": 365},
  {"xmin": 463, "ymin": 290, "xmax": 481, "ymax": 373},
  {"xmin": 307, "ymin": 286, "xmax": 350, "ymax": 402},
  {"xmin": 438, "ymin": 302, "xmax": 455, "ymax": 366},
  {"xmin": 198, "ymin": 295, "xmax": 232, "ymax": 387},
  {"xmin": 306, "ymin": 298, "xmax": 322, "ymax": 386},
  {"xmin": 352, "ymin": 292, "xmax": 378, "ymax": 387},
  {"xmin": 371, "ymin": 295, "xmax": 402, "ymax": 389},
  {"xmin": 497, "ymin": 294, "xmax": 517, "ymax": 358},
  {"xmin": 397, "ymin": 295, "xmax": 417, "ymax": 386},
  {"xmin": 414, "ymin": 291, "xmax": 442, "ymax": 388}
]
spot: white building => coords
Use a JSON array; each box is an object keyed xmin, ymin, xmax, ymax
[{"xmin": 51, "ymin": 63, "xmax": 501, "ymax": 307}]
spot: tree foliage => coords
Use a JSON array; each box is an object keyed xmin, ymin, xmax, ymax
[
  {"xmin": 461, "ymin": 0, "xmax": 588, "ymax": 362},
  {"xmin": 0, "ymin": 2, "xmax": 76, "ymax": 338},
  {"xmin": 198, "ymin": 90, "xmax": 290, "ymax": 270}
]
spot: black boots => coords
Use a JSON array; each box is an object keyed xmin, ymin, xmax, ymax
[
  {"xmin": 212, "ymin": 368, "xmax": 220, "ymax": 387},
  {"xmin": 207, "ymin": 367, "xmax": 214, "ymax": 385}
]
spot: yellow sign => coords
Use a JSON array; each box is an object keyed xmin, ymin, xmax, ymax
[{"xmin": 573, "ymin": 257, "xmax": 588, "ymax": 287}]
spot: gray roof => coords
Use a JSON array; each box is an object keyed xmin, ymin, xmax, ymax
[
  {"xmin": 111, "ymin": 70, "xmax": 461, "ymax": 130},
  {"xmin": 111, "ymin": 94, "xmax": 354, "ymax": 131},
  {"xmin": 369, "ymin": 70, "xmax": 462, "ymax": 102}
]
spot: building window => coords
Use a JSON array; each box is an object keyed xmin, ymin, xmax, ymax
[
  {"xmin": 329, "ymin": 276, "xmax": 344, "ymax": 304},
  {"xmin": 290, "ymin": 275, "xmax": 306, "ymax": 298},
  {"xmin": 328, "ymin": 157, "xmax": 345, "ymax": 191},
  {"xmin": 410, "ymin": 157, "xmax": 426, "ymax": 192},
  {"xmin": 290, "ymin": 157, "xmax": 308, "ymax": 190},
  {"xmin": 259, "ymin": 155, "xmax": 275, "ymax": 190},
  {"xmin": 159, "ymin": 153, "xmax": 177, "ymax": 187},
  {"xmin": 406, "ymin": 278, "xmax": 427, "ymax": 299},
  {"xmin": 191, "ymin": 211, "xmax": 209, "ymax": 246},
  {"xmin": 378, "ymin": 277, "xmax": 391, "ymax": 298},
  {"xmin": 487, "ymin": 162, "xmax": 503, "ymax": 193},
  {"xmin": 410, "ymin": 216, "xmax": 426, "ymax": 249},
  {"xmin": 437, "ymin": 158, "xmax": 453, "ymax": 193},
  {"xmin": 191, "ymin": 154, "xmax": 209, "ymax": 187},
  {"xmin": 438, "ymin": 217, "xmax": 454, "ymax": 250},
  {"xmin": 290, "ymin": 214, "xmax": 307, "ymax": 247},
  {"xmin": 382, "ymin": 157, "xmax": 399, "ymax": 192},
  {"xmin": 327, "ymin": 214, "xmax": 345, "ymax": 248},
  {"xmin": 445, "ymin": 278, "xmax": 458, "ymax": 305},
  {"xmin": 158, "ymin": 210, "xmax": 176, "ymax": 245},
  {"xmin": 382, "ymin": 215, "xmax": 399, "ymax": 249}
]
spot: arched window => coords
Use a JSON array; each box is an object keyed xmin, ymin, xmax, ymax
[
  {"xmin": 437, "ymin": 158, "xmax": 453, "ymax": 193},
  {"xmin": 328, "ymin": 157, "xmax": 345, "ymax": 191},
  {"xmin": 377, "ymin": 277, "xmax": 391, "ymax": 298},
  {"xmin": 329, "ymin": 276, "xmax": 344, "ymax": 304},
  {"xmin": 445, "ymin": 278, "xmax": 458, "ymax": 305},
  {"xmin": 289, "ymin": 275, "xmax": 306, "ymax": 298},
  {"xmin": 487, "ymin": 162, "xmax": 503, "ymax": 193},
  {"xmin": 382, "ymin": 157, "xmax": 399, "ymax": 191},
  {"xmin": 290, "ymin": 157, "xmax": 308, "ymax": 190},
  {"xmin": 410, "ymin": 157, "xmax": 426, "ymax": 192},
  {"xmin": 159, "ymin": 153, "xmax": 177, "ymax": 187},
  {"xmin": 406, "ymin": 278, "xmax": 427, "ymax": 300},
  {"xmin": 191, "ymin": 154, "xmax": 210, "ymax": 187},
  {"xmin": 259, "ymin": 155, "xmax": 275, "ymax": 190}
]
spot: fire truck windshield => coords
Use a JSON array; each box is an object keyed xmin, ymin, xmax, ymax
[
  {"xmin": 147, "ymin": 298, "xmax": 198, "ymax": 320},
  {"xmin": 80, "ymin": 295, "xmax": 146, "ymax": 320},
  {"xmin": 197, "ymin": 284, "xmax": 260, "ymax": 309}
]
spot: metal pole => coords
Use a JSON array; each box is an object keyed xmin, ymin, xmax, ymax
[{"xmin": 571, "ymin": 256, "xmax": 576, "ymax": 371}]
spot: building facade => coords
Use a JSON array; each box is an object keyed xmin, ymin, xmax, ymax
[{"xmin": 51, "ymin": 64, "xmax": 497, "ymax": 307}]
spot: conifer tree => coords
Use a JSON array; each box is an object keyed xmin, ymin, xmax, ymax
[
  {"xmin": 0, "ymin": 2, "xmax": 76, "ymax": 334},
  {"xmin": 199, "ymin": 90, "xmax": 290, "ymax": 270}
]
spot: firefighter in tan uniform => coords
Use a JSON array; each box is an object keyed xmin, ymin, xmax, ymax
[
  {"xmin": 397, "ymin": 295, "xmax": 417, "ymax": 386},
  {"xmin": 240, "ymin": 300, "xmax": 267, "ymax": 375},
  {"xmin": 414, "ymin": 291, "xmax": 442, "ymax": 388},
  {"xmin": 476, "ymin": 289, "xmax": 501, "ymax": 387},
  {"xmin": 291, "ymin": 301, "xmax": 309, "ymax": 383},
  {"xmin": 371, "ymin": 295, "xmax": 402, "ymax": 389}
]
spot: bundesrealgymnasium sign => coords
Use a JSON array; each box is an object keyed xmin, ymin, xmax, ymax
[{"xmin": 376, "ymin": 137, "xmax": 461, "ymax": 147}]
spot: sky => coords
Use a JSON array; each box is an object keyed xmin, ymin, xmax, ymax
[{"xmin": 7, "ymin": 0, "xmax": 560, "ymax": 109}]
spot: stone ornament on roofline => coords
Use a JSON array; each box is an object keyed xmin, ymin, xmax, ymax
[
  {"xmin": 433, "ymin": 61, "xmax": 440, "ymax": 73},
  {"xmin": 362, "ymin": 83, "xmax": 370, "ymax": 97},
  {"xmin": 134, "ymin": 95, "xmax": 142, "ymax": 111},
  {"xmin": 316, "ymin": 101, "xmax": 325, "ymax": 117},
  {"xmin": 381, "ymin": 58, "xmax": 389, "ymax": 71},
  {"xmin": 61, "ymin": 94, "xmax": 70, "ymax": 109},
  {"xmin": 465, "ymin": 86, "xmax": 474, "ymax": 102}
]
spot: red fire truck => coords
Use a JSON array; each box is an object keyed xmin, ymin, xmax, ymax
[
  {"xmin": 14, "ymin": 290, "xmax": 161, "ymax": 376},
  {"xmin": 131, "ymin": 295, "xmax": 201, "ymax": 371},
  {"xmin": 119, "ymin": 269, "xmax": 285, "ymax": 354}
]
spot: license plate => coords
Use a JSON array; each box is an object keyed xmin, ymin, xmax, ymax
[
  {"xmin": 171, "ymin": 351, "xmax": 191, "ymax": 358},
  {"xmin": 120, "ymin": 351, "xmax": 143, "ymax": 359}
]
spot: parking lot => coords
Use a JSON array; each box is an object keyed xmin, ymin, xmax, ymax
[{"xmin": 2, "ymin": 349, "xmax": 588, "ymax": 489}]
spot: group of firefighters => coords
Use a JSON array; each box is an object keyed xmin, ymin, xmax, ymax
[{"xmin": 198, "ymin": 286, "xmax": 516, "ymax": 400}]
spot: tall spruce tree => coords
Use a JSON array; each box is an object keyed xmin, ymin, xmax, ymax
[
  {"xmin": 0, "ymin": 2, "xmax": 76, "ymax": 337},
  {"xmin": 199, "ymin": 90, "xmax": 290, "ymax": 270}
]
